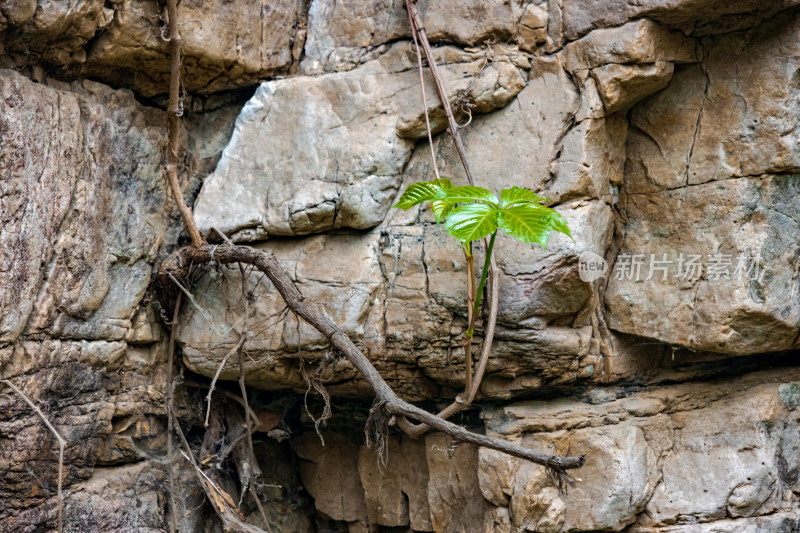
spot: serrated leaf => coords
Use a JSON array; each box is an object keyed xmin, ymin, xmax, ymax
[
  {"xmin": 444, "ymin": 203, "xmax": 499, "ymax": 242},
  {"xmin": 430, "ymin": 178, "xmax": 455, "ymax": 223},
  {"xmin": 443, "ymin": 186, "xmax": 499, "ymax": 205},
  {"xmin": 498, "ymin": 203, "xmax": 571, "ymax": 247},
  {"xmin": 393, "ymin": 181, "xmax": 447, "ymax": 210},
  {"xmin": 500, "ymin": 186, "xmax": 549, "ymax": 207}
]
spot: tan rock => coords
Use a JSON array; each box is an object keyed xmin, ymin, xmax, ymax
[
  {"xmin": 0, "ymin": 71, "xmax": 83, "ymax": 344},
  {"xmin": 396, "ymin": 61, "xmax": 526, "ymax": 139},
  {"xmin": 559, "ymin": 0, "xmax": 800, "ymax": 40},
  {"xmin": 194, "ymin": 52, "xmax": 523, "ymax": 240},
  {"xmin": 358, "ymin": 436, "xmax": 432, "ymax": 530},
  {"xmin": 545, "ymin": 116, "xmax": 628, "ymax": 202},
  {"xmin": 293, "ymin": 433, "xmax": 369, "ymax": 523},
  {"xmin": 301, "ymin": 0, "xmax": 519, "ymax": 73},
  {"xmin": 626, "ymin": 13, "xmax": 800, "ymax": 194},
  {"xmin": 0, "ymin": 71, "xmax": 168, "ymax": 344},
  {"xmin": 592, "ymin": 61, "xmax": 674, "ymax": 114},
  {"xmin": 564, "ymin": 19, "xmax": 697, "ymax": 73},
  {"xmin": 517, "ymin": 4, "xmax": 548, "ymax": 52},
  {"xmin": 3, "ymin": 0, "xmax": 106, "ymax": 65},
  {"xmin": 426, "ymin": 434, "xmax": 484, "ymax": 533},
  {"xmin": 81, "ymin": 0, "xmax": 303, "ymax": 96},
  {"xmin": 606, "ymin": 175, "xmax": 800, "ymax": 355},
  {"xmin": 483, "ymin": 367, "xmax": 800, "ymax": 531}
]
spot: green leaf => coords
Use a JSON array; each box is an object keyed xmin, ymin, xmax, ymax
[
  {"xmin": 393, "ymin": 181, "xmax": 447, "ymax": 210},
  {"xmin": 498, "ymin": 203, "xmax": 571, "ymax": 247},
  {"xmin": 444, "ymin": 203, "xmax": 499, "ymax": 242},
  {"xmin": 500, "ymin": 186, "xmax": 549, "ymax": 207},
  {"xmin": 430, "ymin": 178, "xmax": 455, "ymax": 223},
  {"xmin": 443, "ymin": 186, "xmax": 499, "ymax": 206}
]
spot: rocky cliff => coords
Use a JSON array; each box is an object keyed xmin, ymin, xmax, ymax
[{"xmin": 2, "ymin": 1, "xmax": 800, "ymax": 532}]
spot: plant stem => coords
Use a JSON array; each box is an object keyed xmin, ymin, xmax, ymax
[{"xmin": 469, "ymin": 231, "xmax": 497, "ymax": 334}]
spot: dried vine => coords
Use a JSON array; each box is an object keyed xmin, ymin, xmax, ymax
[
  {"xmin": 397, "ymin": 0, "xmax": 501, "ymax": 436},
  {"xmin": 159, "ymin": 1, "xmax": 584, "ymax": 528}
]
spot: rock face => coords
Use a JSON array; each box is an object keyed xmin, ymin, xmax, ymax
[{"xmin": 5, "ymin": 0, "xmax": 800, "ymax": 532}]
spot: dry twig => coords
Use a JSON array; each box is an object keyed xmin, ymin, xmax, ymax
[
  {"xmin": 165, "ymin": 0, "xmax": 203, "ymax": 248},
  {"xmin": 166, "ymin": 292, "xmax": 182, "ymax": 533},
  {"xmin": 1, "ymin": 380, "xmax": 65, "ymax": 533}
]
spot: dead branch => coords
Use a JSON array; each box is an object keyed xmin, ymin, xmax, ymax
[
  {"xmin": 166, "ymin": 292, "xmax": 182, "ymax": 533},
  {"xmin": 172, "ymin": 413, "xmax": 269, "ymax": 533},
  {"xmin": 235, "ymin": 263, "xmax": 271, "ymax": 530},
  {"xmin": 399, "ymin": 0, "xmax": 501, "ymax": 436},
  {"xmin": 166, "ymin": 0, "xmax": 203, "ymax": 248},
  {"xmin": 2, "ymin": 379, "xmax": 65, "ymax": 533},
  {"xmin": 182, "ymin": 381, "xmax": 260, "ymax": 429},
  {"xmin": 159, "ymin": 244, "xmax": 584, "ymax": 471},
  {"xmin": 203, "ymin": 329, "xmax": 247, "ymax": 427}
]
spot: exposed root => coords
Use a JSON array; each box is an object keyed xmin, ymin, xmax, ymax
[
  {"xmin": 160, "ymin": 243, "xmax": 585, "ymax": 472},
  {"xmin": 365, "ymin": 399, "xmax": 390, "ymax": 467},
  {"xmin": 299, "ymin": 359, "xmax": 333, "ymax": 445}
]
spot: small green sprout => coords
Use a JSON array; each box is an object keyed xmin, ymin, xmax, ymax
[{"xmin": 393, "ymin": 179, "xmax": 571, "ymax": 335}]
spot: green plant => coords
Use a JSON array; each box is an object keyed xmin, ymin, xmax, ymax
[{"xmin": 393, "ymin": 179, "xmax": 571, "ymax": 336}]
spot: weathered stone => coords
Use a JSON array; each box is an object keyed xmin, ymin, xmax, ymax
[
  {"xmin": 194, "ymin": 51, "xmax": 524, "ymax": 240},
  {"xmin": 396, "ymin": 61, "xmax": 526, "ymax": 139},
  {"xmin": 626, "ymin": 14, "xmax": 800, "ymax": 194},
  {"xmin": 358, "ymin": 436, "xmax": 432, "ymax": 530},
  {"xmin": 607, "ymin": 175, "xmax": 800, "ymax": 355},
  {"xmin": 293, "ymin": 433, "xmax": 369, "ymax": 523},
  {"xmin": 3, "ymin": 0, "xmax": 106, "ymax": 65},
  {"xmin": 642, "ymin": 385, "xmax": 792, "ymax": 525},
  {"xmin": 545, "ymin": 116, "xmax": 628, "ymax": 202},
  {"xmin": 558, "ymin": 0, "xmax": 800, "ymax": 41},
  {"xmin": 63, "ymin": 461, "xmax": 166, "ymax": 532},
  {"xmin": 80, "ymin": 0, "xmax": 304, "ymax": 96},
  {"xmin": 592, "ymin": 61, "xmax": 674, "ymax": 114},
  {"xmin": 426, "ymin": 435, "xmax": 484, "ymax": 533},
  {"xmin": 517, "ymin": 4, "xmax": 548, "ymax": 52},
  {"xmin": 564, "ymin": 19, "xmax": 697, "ymax": 73},
  {"xmin": 301, "ymin": 0, "xmax": 520, "ymax": 73},
  {"xmin": 0, "ymin": 71, "xmax": 168, "ymax": 344},
  {"xmin": 0, "ymin": 341, "xmax": 170, "ymax": 530},
  {"xmin": 493, "ymin": 200, "xmax": 614, "ymax": 323},
  {"xmin": 629, "ymin": 512, "xmax": 800, "ymax": 532},
  {"xmin": 482, "ymin": 367, "xmax": 800, "ymax": 531},
  {"xmin": 0, "ymin": 71, "xmax": 82, "ymax": 344}
]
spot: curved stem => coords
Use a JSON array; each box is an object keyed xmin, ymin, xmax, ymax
[
  {"xmin": 468, "ymin": 231, "xmax": 496, "ymax": 335},
  {"xmin": 161, "ymin": 244, "xmax": 584, "ymax": 471}
]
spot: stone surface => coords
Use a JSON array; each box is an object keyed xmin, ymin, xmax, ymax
[
  {"xmin": 592, "ymin": 61, "xmax": 674, "ymax": 115},
  {"xmin": 607, "ymin": 13, "xmax": 800, "ymax": 355},
  {"xmin": 193, "ymin": 48, "xmax": 525, "ymax": 240},
  {"xmin": 0, "ymin": 71, "xmax": 170, "ymax": 344},
  {"xmin": 81, "ymin": 0, "xmax": 304, "ymax": 97},
  {"xmin": 625, "ymin": 14, "xmax": 800, "ymax": 194},
  {"xmin": 606, "ymin": 175, "xmax": 800, "ymax": 355},
  {"xmin": 482, "ymin": 367, "xmax": 800, "ymax": 531},
  {"xmin": 5, "ymin": 0, "xmax": 800, "ymax": 531},
  {"xmin": 294, "ymin": 433, "xmax": 369, "ymax": 523},
  {"xmin": 557, "ymin": 0, "xmax": 800, "ymax": 41},
  {"xmin": 301, "ymin": 0, "xmax": 523, "ymax": 73},
  {"xmin": 2, "ymin": 0, "xmax": 107, "ymax": 65},
  {"xmin": 564, "ymin": 19, "xmax": 698, "ymax": 72}
]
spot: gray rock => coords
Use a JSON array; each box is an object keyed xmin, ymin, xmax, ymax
[
  {"xmin": 0, "ymin": 71, "xmax": 169, "ymax": 344},
  {"xmin": 194, "ymin": 51, "xmax": 524, "ymax": 239},
  {"xmin": 558, "ymin": 0, "xmax": 800, "ymax": 41}
]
